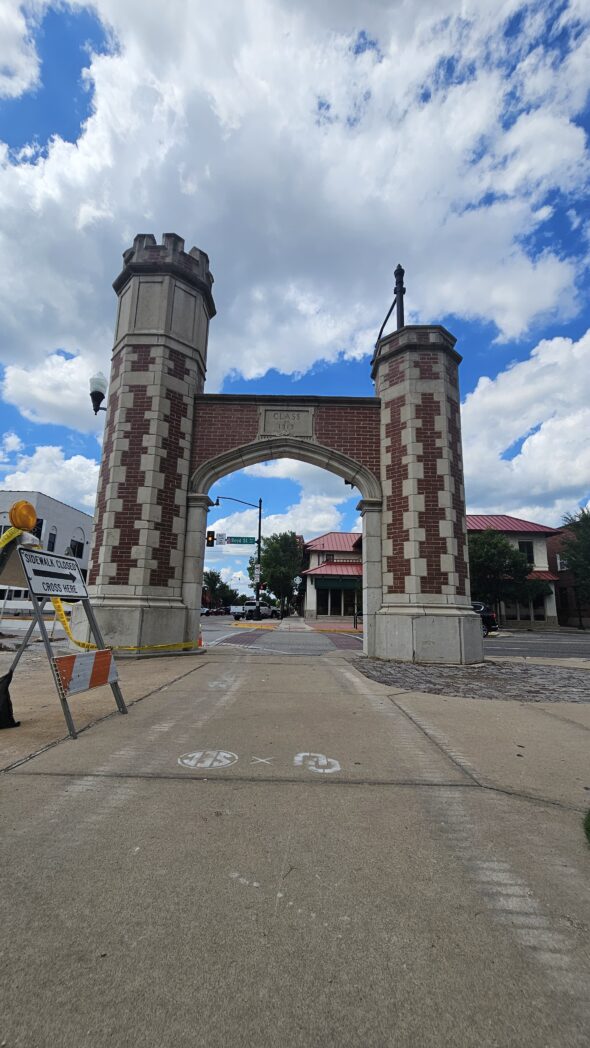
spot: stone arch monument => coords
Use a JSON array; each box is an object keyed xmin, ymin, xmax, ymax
[{"xmin": 76, "ymin": 233, "xmax": 482, "ymax": 663}]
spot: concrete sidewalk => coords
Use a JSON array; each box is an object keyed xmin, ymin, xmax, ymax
[
  {"xmin": 1, "ymin": 646, "xmax": 589, "ymax": 1047},
  {"xmin": 2, "ymin": 642, "xmax": 589, "ymax": 810}
]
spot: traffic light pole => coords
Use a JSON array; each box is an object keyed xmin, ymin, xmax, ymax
[
  {"xmin": 255, "ymin": 497, "xmax": 262, "ymax": 621},
  {"xmin": 212, "ymin": 493, "xmax": 263, "ymax": 620}
]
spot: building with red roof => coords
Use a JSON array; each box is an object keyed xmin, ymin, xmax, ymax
[
  {"xmin": 302, "ymin": 531, "xmax": 363, "ymax": 617},
  {"xmin": 466, "ymin": 514, "xmax": 558, "ymax": 628},
  {"xmin": 301, "ymin": 516, "xmax": 560, "ymax": 626}
]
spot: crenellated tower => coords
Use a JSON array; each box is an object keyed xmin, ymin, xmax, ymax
[{"xmin": 73, "ymin": 233, "xmax": 216, "ymax": 650}]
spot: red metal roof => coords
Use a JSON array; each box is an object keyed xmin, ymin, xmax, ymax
[
  {"xmin": 527, "ymin": 570, "xmax": 559, "ymax": 581},
  {"xmin": 305, "ymin": 532, "xmax": 362, "ymax": 552},
  {"xmin": 466, "ymin": 515, "xmax": 559, "ymax": 535},
  {"xmin": 302, "ymin": 561, "xmax": 363, "ymax": 577}
]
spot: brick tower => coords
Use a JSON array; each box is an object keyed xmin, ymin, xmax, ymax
[
  {"xmin": 371, "ymin": 323, "xmax": 482, "ymax": 663},
  {"xmin": 73, "ymin": 233, "xmax": 216, "ymax": 650}
]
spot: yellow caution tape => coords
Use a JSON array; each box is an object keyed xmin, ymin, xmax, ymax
[
  {"xmin": 0, "ymin": 526, "xmax": 23, "ymax": 549},
  {"xmin": 50, "ymin": 597, "xmax": 201, "ymax": 653}
]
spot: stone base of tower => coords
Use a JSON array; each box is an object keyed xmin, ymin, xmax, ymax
[
  {"xmin": 374, "ymin": 606, "xmax": 483, "ymax": 664},
  {"xmin": 71, "ymin": 597, "xmax": 200, "ymax": 655}
]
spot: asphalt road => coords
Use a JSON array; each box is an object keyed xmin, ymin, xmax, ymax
[
  {"xmin": 485, "ymin": 629, "xmax": 590, "ymax": 659},
  {"xmin": 1, "ymin": 647, "xmax": 588, "ymax": 1047},
  {"xmin": 201, "ymin": 617, "xmax": 590, "ymax": 661}
]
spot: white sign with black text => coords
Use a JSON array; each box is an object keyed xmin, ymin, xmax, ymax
[{"xmin": 18, "ymin": 548, "xmax": 88, "ymax": 599}]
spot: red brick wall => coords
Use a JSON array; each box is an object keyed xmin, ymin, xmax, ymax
[
  {"xmin": 416, "ymin": 393, "xmax": 446, "ymax": 594},
  {"xmin": 314, "ymin": 403, "xmax": 380, "ymax": 477},
  {"xmin": 191, "ymin": 400, "xmax": 259, "ymax": 469},
  {"xmin": 191, "ymin": 397, "xmax": 381, "ymax": 480},
  {"xmin": 112, "ymin": 382, "xmax": 152, "ymax": 585},
  {"xmin": 88, "ymin": 387, "xmax": 119, "ymax": 585},
  {"xmin": 447, "ymin": 394, "xmax": 468, "ymax": 596},
  {"xmin": 378, "ymin": 344, "xmax": 468, "ymax": 599},
  {"xmin": 385, "ymin": 393, "xmax": 409, "ymax": 593}
]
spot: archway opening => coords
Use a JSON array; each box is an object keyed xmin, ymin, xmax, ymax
[
  {"xmin": 188, "ymin": 438, "xmax": 382, "ymax": 654},
  {"xmin": 205, "ymin": 457, "xmax": 363, "ymax": 618}
]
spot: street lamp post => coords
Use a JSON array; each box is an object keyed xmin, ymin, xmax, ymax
[
  {"xmin": 213, "ymin": 495, "xmax": 263, "ymax": 620},
  {"xmin": 89, "ymin": 372, "xmax": 109, "ymax": 415}
]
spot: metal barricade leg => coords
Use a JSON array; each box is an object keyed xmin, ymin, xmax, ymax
[{"xmin": 83, "ymin": 601, "xmax": 127, "ymax": 714}]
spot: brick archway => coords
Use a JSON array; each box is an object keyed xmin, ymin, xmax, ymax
[
  {"xmin": 186, "ymin": 421, "xmax": 383, "ymax": 656},
  {"xmin": 191, "ymin": 428, "xmax": 382, "ymax": 499},
  {"xmin": 74, "ymin": 233, "xmax": 483, "ymax": 664}
]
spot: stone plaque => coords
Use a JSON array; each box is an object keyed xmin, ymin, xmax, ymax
[
  {"xmin": 135, "ymin": 277, "xmax": 163, "ymax": 330},
  {"xmin": 171, "ymin": 283, "xmax": 197, "ymax": 341},
  {"xmin": 261, "ymin": 408, "xmax": 313, "ymax": 438}
]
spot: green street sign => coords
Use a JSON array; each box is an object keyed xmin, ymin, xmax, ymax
[{"xmin": 226, "ymin": 536, "xmax": 256, "ymax": 544}]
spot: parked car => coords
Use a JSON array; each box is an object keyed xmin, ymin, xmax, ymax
[
  {"xmin": 233, "ymin": 600, "xmax": 280, "ymax": 620},
  {"xmin": 472, "ymin": 601, "xmax": 498, "ymax": 636},
  {"xmin": 200, "ymin": 606, "xmax": 210, "ymax": 617}
]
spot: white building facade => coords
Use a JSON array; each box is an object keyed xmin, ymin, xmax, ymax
[
  {"xmin": 0, "ymin": 491, "xmax": 93, "ymax": 579},
  {"xmin": 467, "ymin": 514, "xmax": 558, "ymax": 628}
]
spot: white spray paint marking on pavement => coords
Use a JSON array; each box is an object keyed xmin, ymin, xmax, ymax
[
  {"xmin": 206, "ymin": 672, "xmax": 238, "ymax": 690},
  {"xmin": 14, "ymin": 667, "xmax": 246, "ymax": 844},
  {"xmin": 178, "ymin": 748, "xmax": 238, "ymax": 770},
  {"xmin": 432, "ymin": 789, "xmax": 588, "ymax": 1002},
  {"xmin": 293, "ymin": 752, "xmax": 341, "ymax": 774},
  {"xmin": 335, "ymin": 664, "xmax": 589, "ymax": 1010},
  {"xmin": 334, "ymin": 666, "xmax": 464, "ymax": 781}
]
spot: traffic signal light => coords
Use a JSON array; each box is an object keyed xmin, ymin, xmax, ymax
[{"xmin": 206, "ymin": 530, "xmax": 215, "ymax": 548}]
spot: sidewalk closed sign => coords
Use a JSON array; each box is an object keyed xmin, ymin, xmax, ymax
[{"xmin": 18, "ymin": 548, "xmax": 88, "ymax": 599}]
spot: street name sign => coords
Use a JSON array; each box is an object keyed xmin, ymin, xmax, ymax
[
  {"xmin": 18, "ymin": 548, "xmax": 88, "ymax": 599},
  {"xmin": 226, "ymin": 536, "xmax": 256, "ymax": 544}
]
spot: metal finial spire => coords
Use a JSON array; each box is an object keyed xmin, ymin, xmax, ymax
[
  {"xmin": 394, "ymin": 263, "xmax": 405, "ymax": 329},
  {"xmin": 375, "ymin": 262, "xmax": 406, "ymax": 347}
]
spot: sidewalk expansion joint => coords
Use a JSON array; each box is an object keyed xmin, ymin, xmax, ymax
[
  {"xmin": 7, "ymin": 769, "xmax": 482, "ymax": 788},
  {"xmin": 7, "ymin": 769, "xmax": 586, "ymax": 810}
]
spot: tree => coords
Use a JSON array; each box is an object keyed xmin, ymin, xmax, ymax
[
  {"xmin": 561, "ymin": 508, "xmax": 590, "ymax": 605},
  {"xmin": 468, "ymin": 529, "xmax": 550, "ymax": 613},
  {"xmin": 218, "ymin": 582, "xmax": 240, "ymax": 607},
  {"xmin": 203, "ymin": 569, "xmax": 222, "ymax": 607},
  {"xmin": 248, "ymin": 532, "xmax": 303, "ymax": 614},
  {"xmin": 202, "ymin": 570, "xmax": 239, "ymax": 609}
]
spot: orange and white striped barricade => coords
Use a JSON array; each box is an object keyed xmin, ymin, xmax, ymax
[
  {"xmin": 48, "ymin": 647, "xmax": 125, "ymax": 738},
  {"xmin": 15, "ymin": 546, "xmax": 127, "ymax": 738},
  {"xmin": 52, "ymin": 650, "xmax": 118, "ymax": 697}
]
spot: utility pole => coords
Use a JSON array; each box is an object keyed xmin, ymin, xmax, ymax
[{"xmin": 254, "ymin": 498, "xmax": 262, "ymax": 620}]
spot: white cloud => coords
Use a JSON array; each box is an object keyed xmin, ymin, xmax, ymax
[
  {"xmin": 0, "ymin": 0, "xmax": 588, "ymax": 397},
  {"xmin": 208, "ymin": 494, "xmax": 345, "ymax": 549},
  {"xmin": 0, "ymin": 1, "xmax": 43, "ymax": 99},
  {"xmin": 0, "ymin": 445, "xmax": 100, "ymax": 510},
  {"xmin": 0, "ymin": 431, "xmax": 23, "ymax": 459},
  {"xmin": 0, "ymin": 1, "xmax": 589, "ymax": 524},
  {"xmin": 2, "ymin": 351, "xmax": 109, "ymax": 432},
  {"xmin": 243, "ymin": 459, "xmax": 358, "ymax": 501},
  {"xmin": 463, "ymin": 328, "xmax": 590, "ymax": 525}
]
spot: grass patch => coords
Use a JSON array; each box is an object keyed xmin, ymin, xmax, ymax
[{"xmin": 584, "ymin": 810, "xmax": 590, "ymax": 846}]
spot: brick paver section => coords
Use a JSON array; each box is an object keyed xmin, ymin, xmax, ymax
[{"xmin": 354, "ymin": 658, "xmax": 590, "ymax": 703}]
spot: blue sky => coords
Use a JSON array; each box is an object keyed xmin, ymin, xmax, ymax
[{"xmin": 0, "ymin": 1, "xmax": 589, "ymax": 593}]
